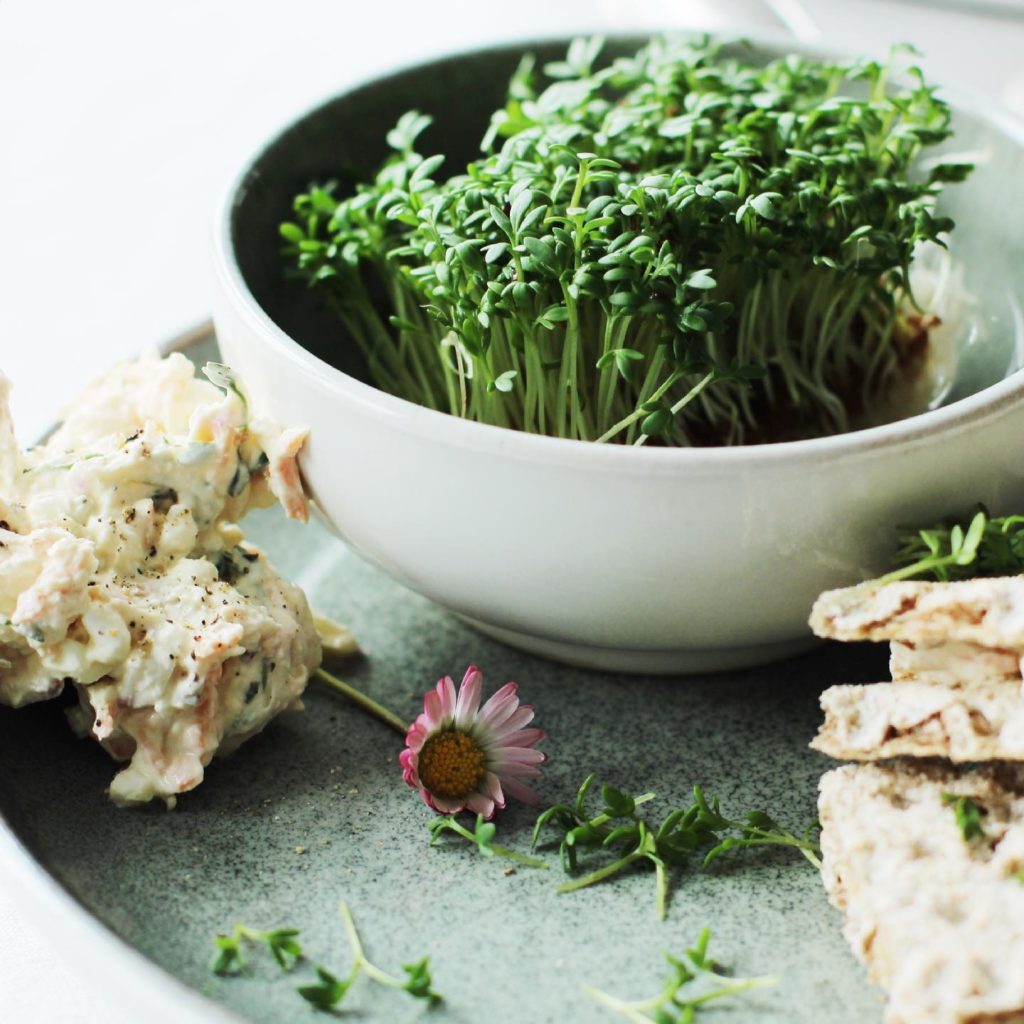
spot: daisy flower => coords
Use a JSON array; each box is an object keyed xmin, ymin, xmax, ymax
[{"xmin": 400, "ymin": 666, "xmax": 546, "ymax": 819}]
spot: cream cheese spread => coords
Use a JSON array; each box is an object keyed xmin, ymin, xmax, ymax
[{"xmin": 0, "ymin": 351, "xmax": 331, "ymax": 806}]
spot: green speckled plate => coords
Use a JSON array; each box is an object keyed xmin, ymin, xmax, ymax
[{"xmin": 0, "ymin": 328, "xmax": 889, "ymax": 1023}]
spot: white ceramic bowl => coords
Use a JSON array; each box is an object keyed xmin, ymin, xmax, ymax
[{"xmin": 212, "ymin": 37, "xmax": 1024, "ymax": 673}]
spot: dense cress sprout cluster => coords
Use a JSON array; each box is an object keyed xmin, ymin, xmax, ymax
[
  {"xmin": 881, "ymin": 508, "xmax": 1024, "ymax": 584},
  {"xmin": 282, "ymin": 36, "xmax": 971, "ymax": 445}
]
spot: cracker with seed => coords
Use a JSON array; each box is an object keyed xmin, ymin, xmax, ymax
[{"xmin": 819, "ymin": 761, "xmax": 1024, "ymax": 1024}]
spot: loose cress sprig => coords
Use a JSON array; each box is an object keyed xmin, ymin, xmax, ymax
[
  {"xmin": 878, "ymin": 507, "xmax": 1024, "ymax": 584},
  {"xmin": 532, "ymin": 774, "xmax": 821, "ymax": 919},
  {"xmin": 211, "ymin": 925, "xmax": 303, "ymax": 975},
  {"xmin": 429, "ymin": 813, "xmax": 549, "ymax": 869},
  {"xmin": 942, "ymin": 793, "xmax": 986, "ymax": 843},
  {"xmin": 282, "ymin": 36, "xmax": 970, "ymax": 446},
  {"xmin": 585, "ymin": 927, "xmax": 776, "ymax": 1023},
  {"xmin": 296, "ymin": 903, "xmax": 440, "ymax": 1011},
  {"xmin": 211, "ymin": 903, "xmax": 440, "ymax": 1012}
]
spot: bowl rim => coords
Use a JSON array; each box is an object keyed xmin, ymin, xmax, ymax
[{"xmin": 213, "ymin": 33, "xmax": 1024, "ymax": 469}]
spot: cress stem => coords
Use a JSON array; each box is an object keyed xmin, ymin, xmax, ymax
[
  {"xmin": 583, "ymin": 987, "xmax": 652, "ymax": 1024},
  {"xmin": 683, "ymin": 973, "xmax": 778, "ymax": 1008},
  {"xmin": 797, "ymin": 845, "xmax": 823, "ymax": 870},
  {"xmin": 359, "ymin": 960, "xmax": 405, "ymax": 991},
  {"xmin": 315, "ymin": 668, "xmax": 408, "ymax": 737},
  {"xmin": 742, "ymin": 829, "xmax": 823, "ymax": 869},
  {"xmin": 490, "ymin": 842, "xmax": 551, "ymax": 870},
  {"xmin": 584, "ymin": 791, "xmax": 656, "ymax": 832},
  {"xmin": 653, "ymin": 857, "xmax": 667, "ymax": 920},
  {"xmin": 594, "ymin": 372, "xmax": 682, "ymax": 444},
  {"xmin": 441, "ymin": 818, "xmax": 549, "ymax": 869},
  {"xmin": 729, "ymin": 824, "xmax": 823, "ymax": 870},
  {"xmin": 873, "ymin": 555, "xmax": 950, "ymax": 586},
  {"xmin": 633, "ymin": 370, "xmax": 715, "ymax": 448},
  {"xmin": 339, "ymin": 903, "xmax": 401, "ymax": 991},
  {"xmin": 339, "ymin": 901, "xmax": 366, "ymax": 964},
  {"xmin": 556, "ymin": 849, "xmax": 643, "ymax": 894}
]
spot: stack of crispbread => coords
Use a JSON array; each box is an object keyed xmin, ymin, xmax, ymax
[{"xmin": 810, "ymin": 576, "xmax": 1024, "ymax": 1024}]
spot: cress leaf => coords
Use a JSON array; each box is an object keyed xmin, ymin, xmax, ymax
[{"xmin": 283, "ymin": 36, "xmax": 965, "ymax": 446}]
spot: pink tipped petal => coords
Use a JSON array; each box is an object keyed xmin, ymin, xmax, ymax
[
  {"xmin": 401, "ymin": 667, "xmax": 546, "ymax": 816},
  {"xmin": 466, "ymin": 793, "xmax": 497, "ymax": 819},
  {"xmin": 405, "ymin": 723, "xmax": 429, "ymax": 752},
  {"xmin": 432, "ymin": 676, "xmax": 455, "ymax": 721},
  {"xmin": 496, "ymin": 727, "xmax": 546, "ymax": 749},
  {"xmin": 491, "ymin": 749, "xmax": 545, "ymax": 774},
  {"xmin": 494, "ymin": 747, "xmax": 547, "ymax": 767},
  {"xmin": 483, "ymin": 771, "xmax": 506, "ymax": 808},
  {"xmin": 455, "ymin": 666, "xmax": 483, "ymax": 726},
  {"xmin": 490, "ymin": 706, "xmax": 537, "ymax": 739},
  {"xmin": 494, "ymin": 762, "xmax": 544, "ymax": 780},
  {"xmin": 477, "ymin": 682, "xmax": 520, "ymax": 726},
  {"xmin": 461, "ymin": 665, "xmax": 483, "ymax": 689},
  {"xmin": 427, "ymin": 792, "xmax": 469, "ymax": 815},
  {"xmin": 500, "ymin": 776, "xmax": 541, "ymax": 805},
  {"xmin": 423, "ymin": 688, "xmax": 443, "ymax": 726}
]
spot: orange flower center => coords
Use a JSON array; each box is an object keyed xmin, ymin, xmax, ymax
[{"xmin": 418, "ymin": 729, "xmax": 487, "ymax": 799}]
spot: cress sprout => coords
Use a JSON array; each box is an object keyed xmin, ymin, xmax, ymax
[{"xmin": 283, "ymin": 36, "xmax": 970, "ymax": 446}]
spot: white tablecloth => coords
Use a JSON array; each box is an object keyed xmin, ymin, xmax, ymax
[{"xmin": 1, "ymin": 2, "xmax": 1021, "ymax": 1020}]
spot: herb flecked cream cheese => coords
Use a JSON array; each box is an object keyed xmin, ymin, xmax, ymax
[{"xmin": 0, "ymin": 352, "xmax": 352, "ymax": 806}]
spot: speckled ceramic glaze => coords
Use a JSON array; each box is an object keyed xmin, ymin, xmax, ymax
[
  {"xmin": 0, "ymin": 333, "xmax": 899, "ymax": 1024},
  {"xmin": 213, "ymin": 36, "xmax": 1024, "ymax": 673}
]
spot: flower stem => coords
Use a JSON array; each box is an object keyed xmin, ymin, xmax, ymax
[{"xmin": 314, "ymin": 668, "xmax": 408, "ymax": 737}]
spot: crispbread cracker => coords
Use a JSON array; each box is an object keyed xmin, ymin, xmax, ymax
[
  {"xmin": 810, "ymin": 576, "xmax": 1024, "ymax": 649},
  {"xmin": 890, "ymin": 640, "xmax": 1022, "ymax": 687},
  {"xmin": 813, "ymin": 679, "xmax": 1024, "ymax": 762},
  {"xmin": 819, "ymin": 762, "xmax": 1024, "ymax": 1024}
]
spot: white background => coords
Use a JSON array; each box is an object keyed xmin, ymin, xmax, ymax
[{"xmin": 1, "ymin": 2, "xmax": 1022, "ymax": 1020}]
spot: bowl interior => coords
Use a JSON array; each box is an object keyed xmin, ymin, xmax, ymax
[
  {"xmin": 228, "ymin": 36, "xmax": 1024, "ymax": 412},
  {"xmin": 232, "ymin": 38, "xmax": 595, "ymax": 384}
]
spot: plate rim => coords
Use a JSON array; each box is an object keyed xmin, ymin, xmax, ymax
[{"xmin": 0, "ymin": 321, "xmax": 240, "ymax": 1024}]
